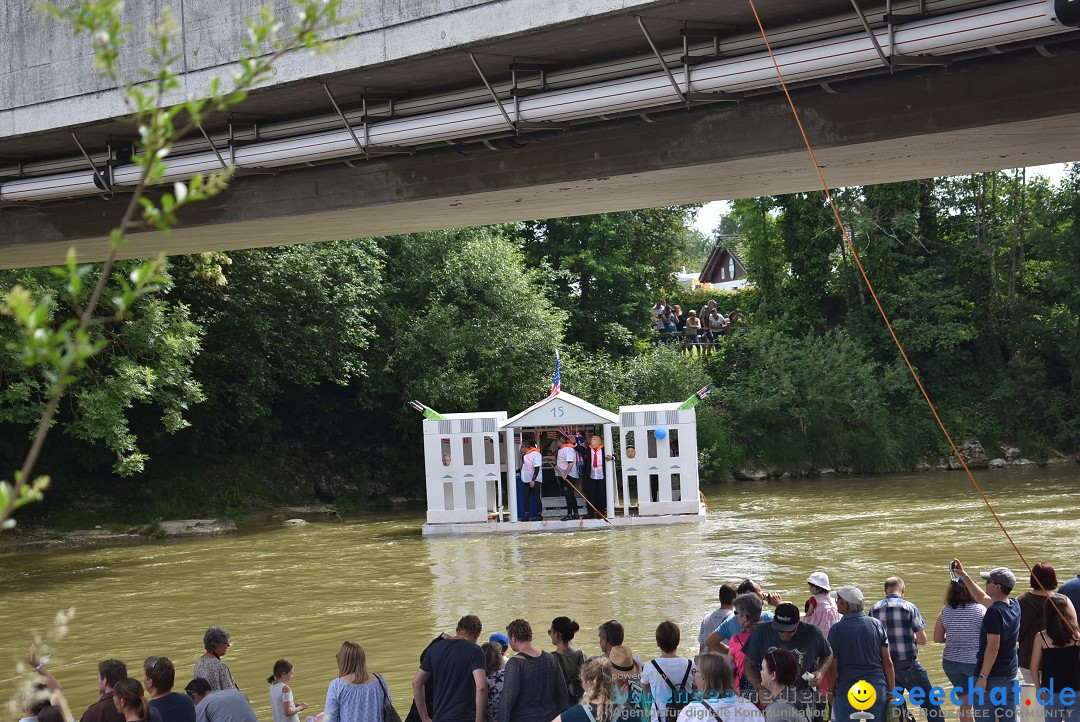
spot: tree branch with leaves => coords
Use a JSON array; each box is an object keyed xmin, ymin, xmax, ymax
[{"xmin": 0, "ymin": 0, "xmax": 343, "ymax": 529}]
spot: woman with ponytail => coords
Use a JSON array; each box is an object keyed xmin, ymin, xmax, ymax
[
  {"xmin": 268, "ymin": 660, "xmax": 310, "ymax": 722},
  {"xmin": 111, "ymin": 678, "xmax": 155, "ymax": 722}
]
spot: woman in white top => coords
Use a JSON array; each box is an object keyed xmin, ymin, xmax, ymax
[
  {"xmin": 684, "ymin": 311, "xmax": 702, "ymax": 351},
  {"xmin": 706, "ymin": 311, "xmax": 725, "ymax": 350},
  {"xmin": 934, "ymin": 581, "xmax": 985, "ymax": 722},
  {"xmin": 641, "ymin": 622, "xmax": 695, "ymax": 722},
  {"xmin": 268, "ymin": 659, "xmax": 310, "ymax": 722},
  {"xmin": 675, "ymin": 652, "xmax": 762, "ymax": 722}
]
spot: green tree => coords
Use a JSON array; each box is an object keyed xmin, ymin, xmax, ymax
[
  {"xmin": 520, "ymin": 207, "xmax": 697, "ymax": 353},
  {"xmin": 711, "ymin": 328, "xmax": 928, "ymax": 472},
  {"xmin": 169, "ymin": 240, "xmax": 383, "ymax": 439},
  {"xmin": 775, "ymin": 191, "xmax": 840, "ymax": 331},
  {"xmin": 0, "ymin": 264, "xmax": 204, "ymax": 476},
  {"xmin": 375, "ymin": 227, "xmax": 567, "ymax": 415},
  {"xmin": 0, "ymin": 0, "xmax": 343, "ymax": 529},
  {"xmin": 730, "ymin": 197, "xmax": 781, "ymax": 321}
]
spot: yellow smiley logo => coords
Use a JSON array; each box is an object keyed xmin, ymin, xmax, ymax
[{"xmin": 848, "ymin": 680, "xmax": 877, "ymax": 711}]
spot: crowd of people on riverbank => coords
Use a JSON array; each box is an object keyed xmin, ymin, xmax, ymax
[
  {"xmin": 16, "ymin": 560, "xmax": 1080, "ymax": 722},
  {"xmin": 650, "ymin": 300, "xmax": 738, "ymax": 352}
]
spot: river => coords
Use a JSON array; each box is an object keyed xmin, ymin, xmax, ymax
[{"xmin": 2, "ymin": 465, "xmax": 1078, "ymax": 719}]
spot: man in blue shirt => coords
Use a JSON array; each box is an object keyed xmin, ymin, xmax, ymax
[
  {"xmin": 703, "ymin": 579, "xmax": 782, "ymax": 653},
  {"xmin": 870, "ymin": 578, "xmax": 943, "ymax": 722},
  {"xmin": 951, "ymin": 560, "xmax": 1021, "ymax": 722},
  {"xmin": 829, "ymin": 586, "xmax": 895, "ymax": 722}
]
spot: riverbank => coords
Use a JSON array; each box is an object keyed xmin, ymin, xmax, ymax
[
  {"xmin": 0, "ymin": 507, "xmax": 353, "ymax": 551},
  {"xmin": 730, "ymin": 440, "xmax": 1079, "ymax": 480},
  {"xmin": 8, "ymin": 438, "xmax": 424, "ymax": 533},
  {"xmin": 5, "ymin": 441, "xmax": 1076, "ymax": 551}
]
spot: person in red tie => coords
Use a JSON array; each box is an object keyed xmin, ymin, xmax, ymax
[{"xmin": 584, "ymin": 435, "xmax": 611, "ymax": 519}]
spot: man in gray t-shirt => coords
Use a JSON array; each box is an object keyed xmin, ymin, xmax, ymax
[
  {"xmin": 698, "ymin": 583, "xmax": 737, "ymax": 651},
  {"xmin": 185, "ymin": 679, "xmax": 257, "ymax": 722}
]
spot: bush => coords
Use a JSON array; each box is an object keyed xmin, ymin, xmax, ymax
[{"xmin": 709, "ymin": 328, "xmax": 930, "ymax": 473}]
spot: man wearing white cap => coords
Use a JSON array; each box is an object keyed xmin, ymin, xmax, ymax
[
  {"xmin": 951, "ymin": 559, "xmax": 1020, "ymax": 722},
  {"xmin": 828, "ymin": 586, "xmax": 894, "ymax": 722}
]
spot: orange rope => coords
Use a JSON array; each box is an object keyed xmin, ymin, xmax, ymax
[{"xmin": 743, "ymin": 0, "xmax": 1041, "ymax": 585}]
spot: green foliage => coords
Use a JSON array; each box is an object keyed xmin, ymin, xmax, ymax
[
  {"xmin": 560, "ymin": 345, "xmax": 711, "ymax": 411},
  {"xmin": 674, "ymin": 227, "xmax": 715, "ymax": 273},
  {"xmin": 375, "ymin": 228, "xmax": 566, "ymax": 415},
  {"xmin": 171, "ymin": 240, "xmax": 382, "ymax": 436},
  {"xmin": 775, "ymin": 191, "xmax": 841, "ymax": 332},
  {"xmin": 520, "ymin": 207, "xmax": 698, "ymax": 353},
  {"xmin": 731, "ymin": 197, "xmax": 782, "ymax": 322},
  {"xmin": 0, "ymin": 0, "xmax": 343, "ymax": 529},
  {"xmin": 2, "ymin": 262, "xmax": 203, "ymax": 476},
  {"xmin": 695, "ymin": 405, "xmax": 741, "ymax": 483},
  {"xmin": 710, "ymin": 328, "xmax": 929, "ymax": 473}
]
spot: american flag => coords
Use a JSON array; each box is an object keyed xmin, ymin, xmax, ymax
[
  {"xmin": 556, "ymin": 426, "xmax": 575, "ymax": 440},
  {"xmin": 694, "ymin": 384, "xmax": 712, "ymax": 400},
  {"xmin": 547, "ymin": 351, "xmax": 561, "ymax": 398}
]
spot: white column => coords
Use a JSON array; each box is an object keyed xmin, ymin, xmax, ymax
[
  {"xmin": 494, "ymin": 433, "xmax": 503, "ymax": 517},
  {"xmin": 603, "ymin": 423, "xmax": 617, "ymax": 520},
  {"xmin": 506, "ymin": 428, "xmax": 519, "ymax": 523}
]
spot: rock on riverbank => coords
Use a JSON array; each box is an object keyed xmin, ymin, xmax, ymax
[
  {"xmin": 156, "ymin": 519, "xmax": 237, "ymax": 536},
  {"xmin": 0, "ymin": 517, "xmax": 238, "ymax": 550}
]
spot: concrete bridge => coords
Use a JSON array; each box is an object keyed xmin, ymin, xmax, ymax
[{"xmin": 1, "ymin": 0, "xmax": 1079, "ymax": 269}]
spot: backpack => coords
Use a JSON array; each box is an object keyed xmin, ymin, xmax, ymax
[
  {"xmin": 651, "ymin": 660, "xmax": 693, "ymax": 722},
  {"xmin": 555, "ymin": 649, "xmax": 586, "ymax": 700}
]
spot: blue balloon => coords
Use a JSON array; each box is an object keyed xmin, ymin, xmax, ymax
[{"xmin": 654, "ymin": 428, "xmax": 667, "ymax": 440}]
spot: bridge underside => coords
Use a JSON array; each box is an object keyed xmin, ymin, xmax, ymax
[{"xmin": 1, "ymin": 41, "xmax": 1079, "ymax": 269}]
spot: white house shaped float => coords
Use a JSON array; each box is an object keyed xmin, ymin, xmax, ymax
[{"xmin": 419, "ymin": 391, "xmax": 706, "ymax": 535}]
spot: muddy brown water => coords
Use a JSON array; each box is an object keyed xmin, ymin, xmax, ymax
[{"xmin": 3, "ymin": 466, "xmax": 1078, "ymax": 720}]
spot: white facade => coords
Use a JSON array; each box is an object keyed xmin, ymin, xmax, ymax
[
  {"xmin": 499, "ymin": 392, "xmax": 619, "ymax": 523},
  {"xmin": 421, "ymin": 411, "xmax": 507, "ymax": 524},
  {"xmin": 420, "ymin": 394, "xmax": 704, "ymax": 534},
  {"xmin": 618, "ymin": 403, "xmax": 701, "ymax": 516}
]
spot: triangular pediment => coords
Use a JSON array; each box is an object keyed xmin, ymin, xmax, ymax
[{"xmin": 500, "ymin": 392, "xmax": 618, "ymax": 429}]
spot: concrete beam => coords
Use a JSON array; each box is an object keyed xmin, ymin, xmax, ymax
[
  {"xmin": 1, "ymin": 0, "xmax": 671, "ymax": 140},
  {"xmin": 1, "ymin": 46, "xmax": 1079, "ymax": 270}
]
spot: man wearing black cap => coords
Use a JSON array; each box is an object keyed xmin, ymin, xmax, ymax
[
  {"xmin": 744, "ymin": 602, "xmax": 832, "ymax": 716},
  {"xmin": 951, "ymin": 560, "xmax": 1020, "ymax": 722}
]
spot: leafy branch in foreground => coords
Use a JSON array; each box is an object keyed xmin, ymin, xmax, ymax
[{"xmin": 1, "ymin": 0, "xmax": 343, "ymax": 529}]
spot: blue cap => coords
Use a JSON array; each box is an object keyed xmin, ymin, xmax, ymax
[{"xmin": 489, "ymin": 633, "xmax": 510, "ymax": 648}]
